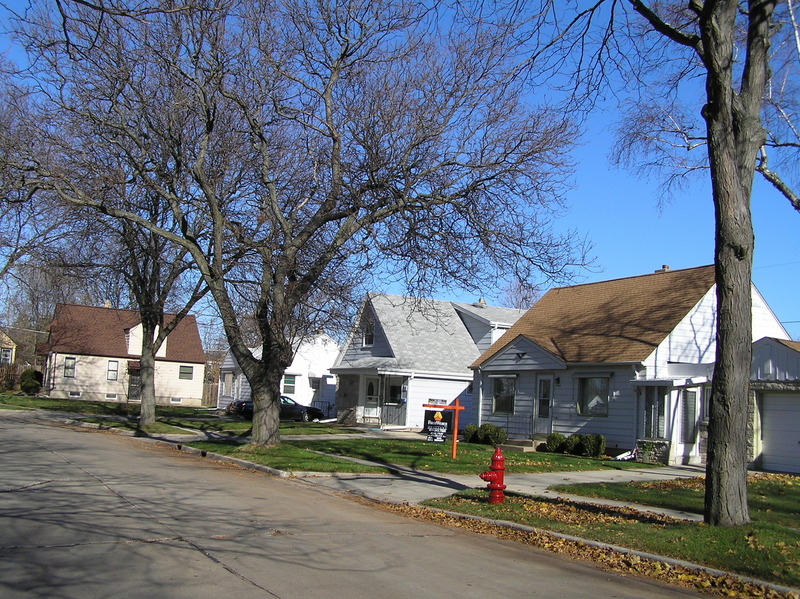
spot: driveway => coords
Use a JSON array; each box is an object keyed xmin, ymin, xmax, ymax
[{"xmin": 0, "ymin": 411, "xmax": 703, "ymax": 599}]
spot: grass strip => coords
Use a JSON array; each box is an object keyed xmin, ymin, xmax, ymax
[
  {"xmin": 187, "ymin": 440, "xmax": 388, "ymax": 473},
  {"xmin": 423, "ymin": 474, "xmax": 800, "ymax": 589}
]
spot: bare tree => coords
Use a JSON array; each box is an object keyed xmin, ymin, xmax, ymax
[
  {"xmin": 0, "ymin": 66, "xmax": 82, "ymax": 296},
  {"xmin": 11, "ymin": 0, "xmax": 586, "ymax": 446},
  {"xmin": 520, "ymin": 0, "xmax": 799, "ymax": 526}
]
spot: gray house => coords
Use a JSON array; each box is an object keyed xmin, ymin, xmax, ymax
[
  {"xmin": 751, "ymin": 337, "xmax": 800, "ymax": 474},
  {"xmin": 331, "ymin": 294, "xmax": 525, "ymax": 429},
  {"xmin": 470, "ymin": 265, "xmax": 790, "ymax": 465}
]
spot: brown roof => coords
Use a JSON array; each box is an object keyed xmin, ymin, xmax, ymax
[
  {"xmin": 42, "ymin": 304, "xmax": 206, "ymax": 363},
  {"xmin": 473, "ymin": 265, "xmax": 717, "ymax": 367}
]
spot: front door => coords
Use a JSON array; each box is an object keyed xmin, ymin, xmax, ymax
[
  {"xmin": 381, "ymin": 376, "xmax": 407, "ymax": 427},
  {"xmin": 127, "ymin": 368, "xmax": 141, "ymax": 401},
  {"xmin": 534, "ymin": 375, "xmax": 553, "ymax": 435},
  {"xmin": 363, "ymin": 376, "xmax": 380, "ymax": 421}
]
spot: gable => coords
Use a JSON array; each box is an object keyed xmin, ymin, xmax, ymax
[
  {"xmin": 478, "ymin": 335, "xmax": 566, "ymax": 372},
  {"xmin": 474, "ymin": 265, "xmax": 717, "ymax": 367}
]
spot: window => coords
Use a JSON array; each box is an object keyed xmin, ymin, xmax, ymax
[
  {"xmin": 282, "ymin": 374, "xmax": 296, "ymax": 394},
  {"xmin": 492, "ymin": 377, "xmax": 515, "ymax": 414},
  {"xmin": 643, "ymin": 386, "xmax": 668, "ymax": 438},
  {"xmin": 107, "ymin": 360, "xmax": 119, "ymax": 381},
  {"xmin": 69, "ymin": 390, "xmax": 81, "ymax": 398},
  {"xmin": 64, "ymin": 357, "xmax": 76, "ymax": 378},
  {"xmin": 362, "ymin": 319, "xmax": 375, "ymax": 347},
  {"xmin": 179, "ymin": 365, "xmax": 193, "ymax": 380},
  {"xmin": 0, "ymin": 348, "xmax": 12, "ymax": 364},
  {"xmin": 577, "ymin": 377, "xmax": 609, "ymax": 417},
  {"xmin": 681, "ymin": 389, "xmax": 698, "ymax": 444},
  {"xmin": 105, "ymin": 393, "xmax": 118, "ymax": 400},
  {"xmin": 537, "ymin": 376, "xmax": 553, "ymax": 418},
  {"xmin": 170, "ymin": 397, "xmax": 182, "ymax": 404}
]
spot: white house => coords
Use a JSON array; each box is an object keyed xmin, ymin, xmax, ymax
[
  {"xmin": 217, "ymin": 332, "xmax": 339, "ymax": 417},
  {"xmin": 41, "ymin": 304, "xmax": 206, "ymax": 406},
  {"xmin": 331, "ymin": 293, "xmax": 526, "ymax": 429},
  {"xmin": 471, "ymin": 265, "xmax": 790, "ymax": 466}
]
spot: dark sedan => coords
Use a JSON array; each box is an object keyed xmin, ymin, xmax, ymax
[{"xmin": 228, "ymin": 396, "xmax": 325, "ymax": 422}]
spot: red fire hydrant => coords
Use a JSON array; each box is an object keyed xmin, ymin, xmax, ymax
[{"xmin": 478, "ymin": 447, "xmax": 506, "ymax": 504}]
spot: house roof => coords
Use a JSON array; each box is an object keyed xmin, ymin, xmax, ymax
[
  {"xmin": 374, "ymin": 294, "xmax": 481, "ymax": 373},
  {"xmin": 42, "ymin": 304, "xmax": 206, "ymax": 363},
  {"xmin": 334, "ymin": 294, "xmax": 488, "ymax": 374},
  {"xmin": 473, "ymin": 265, "xmax": 717, "ymax": 367},
  {"xmin": 452, "ymin": 300, "xmax": 527, "ymax": 327}
]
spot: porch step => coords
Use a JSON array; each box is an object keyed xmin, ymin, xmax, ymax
[{"xmin": 500, "ymin": 439, "xmax": 540, "ymax": 453}]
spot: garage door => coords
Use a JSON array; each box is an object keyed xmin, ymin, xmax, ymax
[{"xmin": 762, "ymin": 393, "xmax": 800, "ymax": 474}]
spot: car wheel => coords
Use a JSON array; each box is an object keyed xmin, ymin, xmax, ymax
[{"xmin": 301, "ymin": 411, "xmax": 310, "ymax": 422}]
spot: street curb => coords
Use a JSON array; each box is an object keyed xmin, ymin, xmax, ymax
[
  {"xmin": 424, "ymin": 508, "xmax": 800, "ymax": 597},
  {"xmin": 172, "ymin": 443, "xmax": 292, "ymax": 478}
]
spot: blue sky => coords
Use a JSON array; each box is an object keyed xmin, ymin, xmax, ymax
[{"xmin": 467, "ymin": 111, "xmax": 800, "ymax": 339}]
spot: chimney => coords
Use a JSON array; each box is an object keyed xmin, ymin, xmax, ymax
[
  {"xmin": 473, "ymin": 298, "xmax": 487, "ymax": 308},
  {"xmin": 655, "ymin": 265, "xmax": 670, "ymax": 273},
  {"xmin": 103, "ymin": 300, "xmax": 112, "ymax": 308}
]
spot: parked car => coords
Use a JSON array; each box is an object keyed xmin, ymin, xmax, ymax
[{"xmin": 231, "ymin": 396, "xmax": 325, "ymax": 422}]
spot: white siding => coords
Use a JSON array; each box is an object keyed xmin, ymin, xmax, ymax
[
  {"xmin": 406, "ymin": 376, "xmax": 472, "ymax": 429},
  {"xmin": 752, "ymin": 338, "xmax": 800, "ymax": 381},
  {"xmin": 644, "ymin": 288, "xmax": 717, "ymax": 377},
  {"xmin": 751, "ymin": 287, "xmax": 791, "ymax": 341},
  {"xmin": 217, "ymin": 334, "xmax": 340, "ymax": 409},
  {"xmin": 46, "ymin": 353, "xmax": 204, "ymax": 406},
  {"xmin": 154, "ymin": 361, "xmax": 204, "ymax": 405}
]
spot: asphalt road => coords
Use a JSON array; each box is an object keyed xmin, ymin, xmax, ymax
[{"xmin": 0, "ymin": 412, "xmax": 703, "ymax": 599}]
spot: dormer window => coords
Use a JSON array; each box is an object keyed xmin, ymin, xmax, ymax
[{"xmin": 362, "ymin": 319, "xmax": 375, "ymax": 347}]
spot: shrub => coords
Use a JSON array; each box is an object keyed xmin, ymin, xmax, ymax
[
  {"xmin": 477, "ymin": 423, "xmax": 507, "ymax": 446},
  {"xmin": 19, "ymin": 369, "xmax": 43, "ymax": 395},
  {"xmin": 461, "ymin": 424, "xmax": 479, "ymax": 443},
  {"xmin": 564, "ymin": 433, "xmax": 583, "ymax": 455},
  {"xmin": 545, "ymin": 432, "xmax": 566, "ymax": 453},
  {"xmin": 582, "ymin": 433, "xmax": 606, "ymax": 458}
]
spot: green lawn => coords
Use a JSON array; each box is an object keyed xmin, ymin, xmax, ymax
[
  {"xmin": 0, "ymin": 394, "xmax": 358, "ymax": 436},
  {"xmin": 194, "ymin": 437, "xmax": 655, "ymax": 475},
  {"xmin": 424, "ymin": 473, "xmax": 800, "ymax": 589},
  {"xmin": 187, "ymin": 440, "xmax": 389, "ymax": 473}
]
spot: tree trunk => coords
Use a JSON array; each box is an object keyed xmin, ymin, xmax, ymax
[
  {"xmin": 137, "ymin": 312, "xmax": 160, "ymax": 429},
  {"xmin": 700, "ymin": 0, "xmax": 775, "ymax": 526}
]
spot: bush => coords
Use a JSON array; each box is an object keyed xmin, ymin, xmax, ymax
[
  {"xmin": 545, "ymin": 432, "xmax": 566, "ymax": 453},
  {"xmin": 582, "ymin": 433, "xmax": 606, "ymax": 458},
  {"xmin": 563, "ymin": 433, "xmax": 583, "ymax": 455},
  {"xmin": 461, "ymin": 424, "xmax": 479, "ymax": 443},
  {"xmin": 19, "ymin": 369, "xmax": 43, "ymax": 395},
  {"xmin": 477, "ymin": 423, "xmax": 507, "ymax": 446}
]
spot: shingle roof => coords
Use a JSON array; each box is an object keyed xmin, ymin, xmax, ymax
[
  {"xmin": 336, "ymin": 294, "xmax": 482, "ymax": 374},
  {"xmin": 473, "ymin": 265, "xmax": 717, "ymax": 367},
  {"xmin": 43, "ymin": 304, "xmax": 206, "ymax": 363}
]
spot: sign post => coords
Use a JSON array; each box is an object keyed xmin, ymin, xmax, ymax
[{"xmin": 422, "ymin": 398, "xmax": 465, "ymax": 459}]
